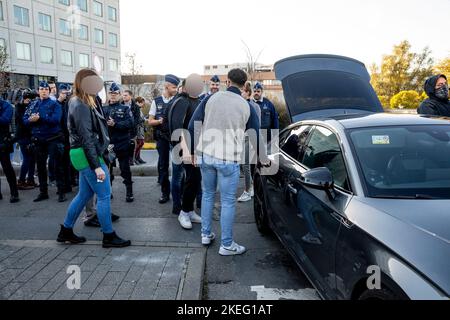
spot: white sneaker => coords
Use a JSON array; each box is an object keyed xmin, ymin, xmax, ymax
[
  {"xmin": 238, "ymin": 191, "xmax": 252, "ymax": 202},
  {"xmin": 219, "ymin": 242, "xmax": 246, "ymax": 256},
  {"xmin": 178, "ymin": 212, "xmax": 192, "ymax": 230},
  {"xmin": 188, "ymin": 211, "xmax": 202, "ymax": 224},
  {"xmin": 248, "ymin": 186, "xmax": 254, "ymax": 198},
  {"xmin": 202, "ymin": 233, "xmax": 216, "ymax": 246}
]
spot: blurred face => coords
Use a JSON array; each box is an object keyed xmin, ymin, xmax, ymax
[
  {"xmin": 436, "ymin": 77, "xmax": 448, "ymax": 90},
  {"xmin": 137, "ymin": 101, "xmax": 145, "ymax": 108},
  {"xmin": 209, "ymin": 82, "xmax": 220, "ymax": 94},
  {"xmin": 109, "ymin": 92, "xmax": 120, "ymax": 103},
  {"xmin": 49, "ymin": 84, "xmax": 57, "ymax": 95},
  {"xmin": 253, "ymin": 89, "xmax": 263, "ymax": 101},
  {"xmin": 122, "ymin": 92, "xmax": 132, "ymax": 103},
  {"xmin": 23, "ymin": 98, "xmax": 31, "ymax": 105},
  {"xmin": 241, "ymin": 90, "xmax": 251, "ymax": 100},
  {"xmin": 165, "ymin": 83, "xmax": 178, "ymax": 97},
  {"xmin": 39, "ymin": 87, "xmax": 50, "ymax": 99}
]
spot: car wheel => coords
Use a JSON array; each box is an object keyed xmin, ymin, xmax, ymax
[
  {"xmin": 358, "ymin": 288, "xmax": 400, "ymax": 300},
  {"xmin": 253, "ymin": 175, "xmax": 272, "ymax": 235}
]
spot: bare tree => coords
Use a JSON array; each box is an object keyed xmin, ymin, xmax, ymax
[
  {"xmin": 241, "ymin": 40, "xmax": 264, "ymax": 82},
  {"xmin": 0, "ymin": 45, "xmax": 12, "ymax": 97},
  {"xmin": 124, "ymin": 52, "xmax": 144, "ymax": 96}
]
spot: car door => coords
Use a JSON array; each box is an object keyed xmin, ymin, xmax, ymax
[{"xmin": 283, "ymin": 125, "xmax": 353, "ymax": 299}]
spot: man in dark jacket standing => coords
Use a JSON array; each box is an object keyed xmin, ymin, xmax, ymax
[
  {"xmin": 24, "ymin": 81, "xmax": 65, "ymax": 203},
  {"xmin": 104, "ymin": 83, "xmax": 135, "ymax": 203},
  {"xmin": 0, "ymin": 98, "xmax": 19, "ymax": 203},
  {"xmin": 417, "ymin": 74, "xmax": 450, "ymax": 116},
  {"xmin": 122, "ymin": 90, "xmax": 140, "ymax": 166}
]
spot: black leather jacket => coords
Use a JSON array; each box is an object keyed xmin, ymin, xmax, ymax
[{"xmin": 68, "ymin": 97, "xmax": 110, "ymax": 170}]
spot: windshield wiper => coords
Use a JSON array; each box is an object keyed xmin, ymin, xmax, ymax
[{"xmin": 372, "ymin": 194, "xmax": 438, "ymax": 200}]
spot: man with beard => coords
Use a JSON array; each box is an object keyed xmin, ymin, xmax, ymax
[
  {"xmin": 199, "ymin": 75, "xmax": 221, "ymax": 101},
  {"xmin": 253, "ymin": 82, "xmax": 279, "ymax": 141}
]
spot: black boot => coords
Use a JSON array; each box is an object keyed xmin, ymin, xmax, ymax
[
  {"xmin": 58, "ymin": 190, "xmax": 67, "ymax": 203},
  {"xmin": 103, "ymin": 232, "xmax": 131, "ymax": 248},
  {"xmin": 111, "ymin": 213, "xmax": 120, "ymax": 222},
  {"xmin": 0, "ymin": 193, "xmax": 3, "ymax": 200},
  {"xmin": 10, "ymin": 193, "xmax": 19, "ymax": 204},
  {"xmin": 126, "ymin": 185, "xmax": 134, "ymax": 203},
  {"xmin": 57, "ymin": 225, "xmax": 87, "ymax": 244},
  {"xmin": 84, "ymin": 216, "xmax": 101, "ymax": 228},
  {"xmin": 34, "ymin": 192, "xmax": 49, "ymax": 202}
]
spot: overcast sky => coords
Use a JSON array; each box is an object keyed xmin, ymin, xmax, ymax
[{"xmin": 120, "ymin": 0, "xmax": 450, "ymax": 77}]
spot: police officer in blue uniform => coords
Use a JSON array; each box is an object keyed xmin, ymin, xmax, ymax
[
  {"xmin": 148, "ymin": 74, "xmax": 180, "ymax": 204},
  {"xmin": 253, "ymin": 82, "xmax": 279, "ymax": 141},
  {"xmin": 24, "ymin": 81, "xmax": 66, "ymax": 203},
  {"xmin": 0, "ymin": 98, "xmax": 19, "ymax": 203},
  {"xmin": 199, "ymin": 75, "xmax": 221, "ymax": 101},
  {"xmin": 104, "ymin": 83, "xmax": 135, "ymax": 203}
]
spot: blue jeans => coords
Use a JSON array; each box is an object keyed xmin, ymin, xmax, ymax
[
  {"xmin": 19, "ymin": 141, "xmax": 35, "ymax": 182},
  {"xmin": 64, "ymin": 163, "xmax": 113, "ymax": 234},
  {"xmin": 171, "ymin": 162, "xmax": 185, "ymax": 211},
  {"xmin": 200, "ymin": 154, "xmax": 240, "ymax": 247}
]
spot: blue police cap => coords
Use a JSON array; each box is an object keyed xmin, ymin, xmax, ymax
[
  {"xmin": 254, "ymin": 82, "xmax": 264, "ymax": 90},
  {"xmin": 210, "ymin": 75, "xmax": 220, "ymax": 83},
  {"xmin": 39, "ymin": 81, "xmax": 50, "ymax": 89},
  {"xmin": 165, "ymin": 74, "xmax": 180, "ymax": 86},
  {"xmin": 109, "ymin": 82, "xmax": 121, "ymax": 93},
  {"xmin": 59, "ymin": 83, "xmax": 71, "ymax": 91}
]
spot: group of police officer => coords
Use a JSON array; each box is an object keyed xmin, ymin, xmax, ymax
[
  {"xmin": 0, "ymin": 80, "xmax": 143, "ymax": 205},
  {"xmin": 148, "ymin": 74, "xmax": 280, "ymax": 208}
]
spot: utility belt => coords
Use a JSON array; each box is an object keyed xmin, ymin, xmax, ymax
[{"xmin": 154, "ymin": 128, "xmax": 171, "ymax": 142}]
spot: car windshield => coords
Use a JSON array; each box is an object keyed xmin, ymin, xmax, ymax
[
  {"xmin": 349, "ymin": 125, "xmax": 450, "ymax": 199},
  {"xmin": 283, "ymin": 70, "xmax": 382, "ymax": 116}
]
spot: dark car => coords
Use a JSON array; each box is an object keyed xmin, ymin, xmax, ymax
[{"xmin": 254, "ymin": 54, "xmax": 450, "ymax": 300}]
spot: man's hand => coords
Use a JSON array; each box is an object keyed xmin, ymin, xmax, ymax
[
  {"xmin": 58, "ymin": 93, "xmax": 67, "ymax": 103},
  {"xmin": 191, "ymin": 155, "xmax": 198, "ymax": 167},
  {"xmin": 29, "ymin": 114, "xmax": 40, "ymax": 123},
  {"xmin": 107, "ymin": 117, "xmax": 115, "ymax": 127}
]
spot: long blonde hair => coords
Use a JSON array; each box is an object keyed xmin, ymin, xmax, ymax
[{"xmin": 73, "ymin": 68, "xmax": 99, "ymax": 109}]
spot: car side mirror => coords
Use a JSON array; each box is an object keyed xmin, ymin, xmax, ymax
[{"xmin": 300, "ymin": 167, "xmax": 334, "ymax": 191}]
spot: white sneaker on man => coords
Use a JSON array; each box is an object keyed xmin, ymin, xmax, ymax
[
  {"xmin": 219, "ymin": 242, "xmax": 247, "ymax": 256},
  {"xmin": 202, "ymin": 233, "xmax": 216, "ymax": 246},
  {"xmin": 188, "ymin": 211, "xmax": 202, "ymax": 224},
  {"xmin": 178, "ymin": 211, "xmax": 192, "ymax": 230},
  {"xmin": 238, "ymin": 191, "xmax": 252, "ymax": 202}
]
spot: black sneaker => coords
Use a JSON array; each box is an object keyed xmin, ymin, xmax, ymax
[
  {"xmin": 111, "ymin": 213, "xmax": 120, "ymax": 222},
  {"xmin": 34, "ymin": 193, "xmax": 49, "ymax": 202},
  {"xmin": 103, "ymin": 232, "xmax": 131, "ymax": 248},
  {"xmin": 0, "ymin": 193, "xmax": 3, "ymax": 200},
  {"xmin": 10, "ymin": 195, "xmax": 20, "ymax": 204},
  {"xmin": 58, "ymin": 193, "xmax": 67, "ymax": 203},
  {"xmin": 84, "ymin": 216, "xmax": 101, "ymax": 228},
  {"xmin": 159, "ymin": 195, "xmax": 170, "ymax": 204}
]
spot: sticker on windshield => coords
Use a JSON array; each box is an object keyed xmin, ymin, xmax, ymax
[{"xmin": 372, "ymin": 135, "xmax": 390, "ymax": 145}]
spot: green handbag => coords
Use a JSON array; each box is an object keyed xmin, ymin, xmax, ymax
[{"xmin": 70, "ymin": 148, "xmax": 104, "ymax": 171}]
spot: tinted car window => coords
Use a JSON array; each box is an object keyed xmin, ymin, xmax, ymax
[
  {"xmin": 284, "ymin": 70, "xmax": 382, "ymax": 117},
  {"xmin": 349, "ymin": 125, "xmax": 450, "ymax": 199},
  {"xmin": 301, "ymin": 126, "xmax": 350, "ymax": 190},
  {"xmin": 281, "ymin": 125, "xmax": 313, "ymax": 162}
]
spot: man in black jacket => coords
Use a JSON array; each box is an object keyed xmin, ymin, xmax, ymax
[
  {"xmin": 417, "ymin": 74, "xmax": 450, "ymax": 116},
  {"xmin": 122, "ymin": 90, "xmax": 140, "ymax": 166}
]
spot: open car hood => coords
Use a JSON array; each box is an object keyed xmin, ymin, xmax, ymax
[{"xmin": 274, "ymin": 54, "xmax": 384, "ymax": 123}]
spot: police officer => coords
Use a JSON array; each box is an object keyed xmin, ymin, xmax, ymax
[
  {"xmin": 0, "ymin": 98, "xmax": 19, "ymax": 203},
  {"xmin": 104, "ymin": 83, "xmax": 135, "ymax": 203},
  {"xmin": 253, "ymin": 82, "xmax": 279, "ymax": 141},
  {"xmin": 199, "ymin": 75, "xmax": 221, "ymax": 101},
  {"xmin": 122, "ymin": 90, "xmax": 140, "ymax": 166},
  {"xmin": 149, "ymin": 74, "xmax": 179, "ymax": 204},
  {"xmin": 24, "ymin": 81, "xmax": 66, "ymax": 203}
]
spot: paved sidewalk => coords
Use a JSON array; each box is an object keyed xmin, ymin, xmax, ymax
[{"xmin": 0, "ymin": 241, "xmax": 205, "ymax": 300}]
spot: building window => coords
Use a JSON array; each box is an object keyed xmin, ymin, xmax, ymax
[
  {"xmin": 79, "ymin": 53, "xmax": 89, "ymax": 68},
  {"xmin": 93, "ymin": 1, "xmax": 103, "ymax": 17},
  {"xmin": 212, "ymin": 65, "xmax": 217, "ymax": 69},
  {"xmin": 79, "ymin": 24, "xmax": 88, "ymax": 40},
  {"xmin": 14, "ymin": 5, "xmax": 30, "ymax": 27},
  {"xmin": 108, "ymin": 6, "xmax": 117, "ymax": 22},
  {"xmin": 61, "ymin": 50, "xmax": 73, "ymax": 66},
  {"xmin": 38, "ymin": 13, "xmax": 52, "ymax": 32},
  {"xmin": 77, "ymin": 0, "xmax": 88, "ymax": 12},
  {"xmin": 94, "ymin": 29, "xmax": 104, "ymax": 44},
  {"xmin": 40, "ymin": 46, "xmax": 54, "ymax": 64},
  {"xmin": 59, "ymin": 0, "xmax": 70, "ymax": 6},
  {"xmin": 0, "ymin": 2, "xmax": 4, "ymax": 21},
  {"xmin": 109, "ymin": 33, "xmax": 118, "ymax": 48},
  {"xmin": 59, "ymin": 19, "xmax": 72, "ymax": 36},
  {"xmin": 205, "ymin": 66, "xmax": 210, "ymax": 70},
  {"xmin": 16, "ymin": 42, "xmax": 32, "ymax": 61},
  {"xmin": 0, "ymin": 38, "xmax": 6, "ymax": 49},
  {"xmin": 109, "ymin": 58, "xmax": 118, "ymax": 72}
]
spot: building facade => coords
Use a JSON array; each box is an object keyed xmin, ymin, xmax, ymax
[{"xmin": 0, "ymin": 0, "xmax": 121, "ymax": 89}]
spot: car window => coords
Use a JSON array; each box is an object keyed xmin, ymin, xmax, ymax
[
  {"xmin": 301, "ymin": 126, "xmax": 350, "ymax": 191},
  {"xmin": 281, "ymin": 125, "xmax": 313, "ymax": 162}
]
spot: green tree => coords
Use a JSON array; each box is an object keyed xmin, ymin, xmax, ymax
[
  {"xmin": 390, "ymin": 90, "xmax": 421, "ymax": 109},
  {"xmin": 371, "ymin": 40, "xmax": 434, "ymax": 107}
]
